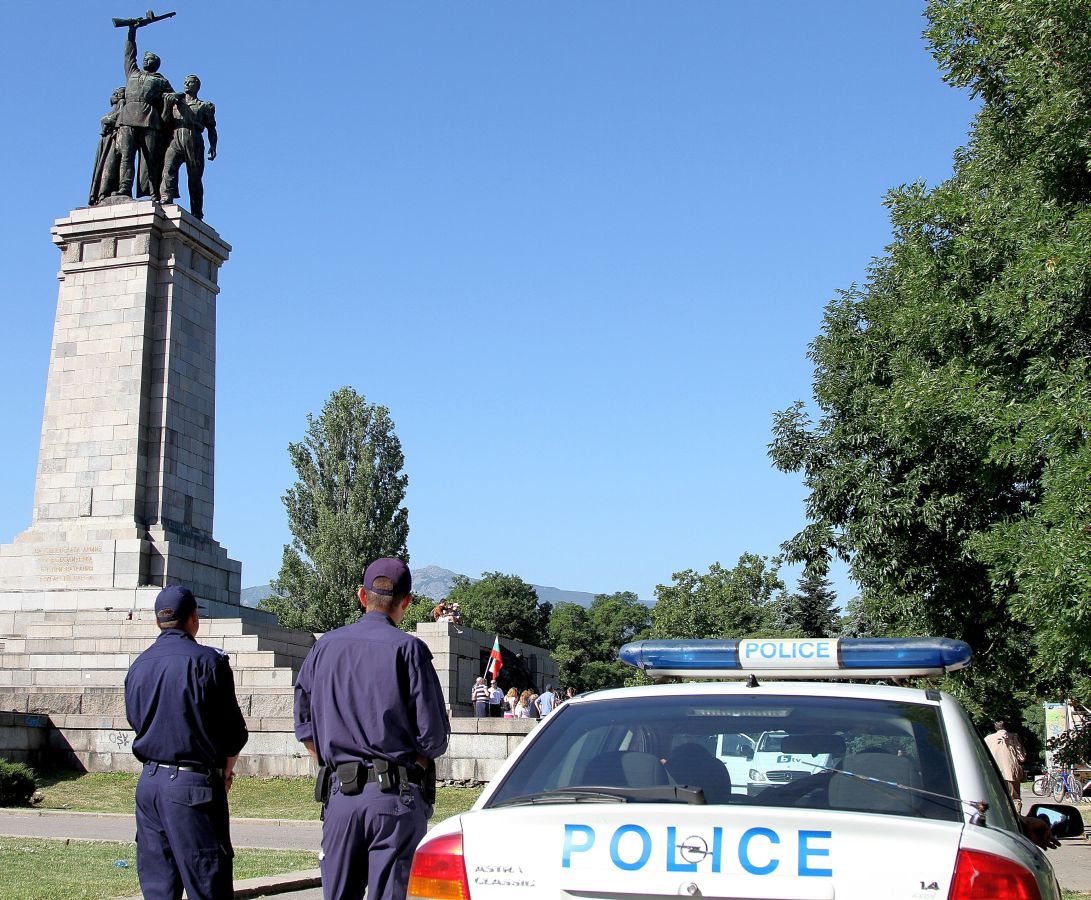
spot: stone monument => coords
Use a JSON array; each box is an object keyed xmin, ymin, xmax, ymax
[{"xmin": 0, "ymin": 10, "xmax": 239, "ymax": 614}]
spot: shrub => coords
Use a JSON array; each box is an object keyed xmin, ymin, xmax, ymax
[{"xmin": 0, "ymin": 759, "xmax": 37, "ymax": 806}]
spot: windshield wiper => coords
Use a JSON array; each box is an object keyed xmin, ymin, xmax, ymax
[{"xmin": 491, "ymin": 786, "xmax": 706, "ymax": 808}]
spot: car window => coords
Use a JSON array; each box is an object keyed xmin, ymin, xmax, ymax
[{"xmin": 487, "ymin": 694, "xmax": 962, "ymax": 822}]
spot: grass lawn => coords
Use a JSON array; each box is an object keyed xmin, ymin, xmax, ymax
[
  {"xmin": 0, "ymin": 837, "xmax": 317, "ymax": 900},
  {"xmin": 31, "ymin": 769, "xmax": 483, "ymax": 821}
]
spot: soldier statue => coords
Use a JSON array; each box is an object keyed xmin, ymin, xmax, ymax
[
  {"xmin": 89, "ymin": 87, "xmax": 127, "ymax": 206},
  {"xmin": 160, "ymin": 75, "xmax": 217, "ymax": 220},
  {"xmin": 116, "ymin": 19, "xmax": 174, "ymax": 200}
]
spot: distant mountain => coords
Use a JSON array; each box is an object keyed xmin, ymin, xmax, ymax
[{"xmin": 241, "ymin": 565, "xmax": 598, "ymax": 609}]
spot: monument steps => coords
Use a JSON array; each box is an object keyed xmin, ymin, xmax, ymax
[{"xmin": 0, "ymin": 608, "xmax": 310, "ymax": 696}]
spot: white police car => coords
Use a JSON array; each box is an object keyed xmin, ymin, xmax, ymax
[{"xmin": 408, "ymin": 637, "xmax": 1078, "ymax": 900}]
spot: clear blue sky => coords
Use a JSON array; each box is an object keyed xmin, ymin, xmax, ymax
[{"xmin": 0, "ymin": 2, "xmax": 976, "ymax": 606}]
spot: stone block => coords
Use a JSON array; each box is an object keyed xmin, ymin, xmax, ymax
[
  {"xmin": 81, "ymin": 690, "xmax": 126, "ymax": 716},
  {"xmin": 28, "ymin": 693, "xmax": 82, "ymax": 715},
  {"xmin": 249, "ymin": 693, "xmax": 294, "ymax": 718},
  {"xmin": 0, "ymin": 693, "xmax": 29, "ymax": 713},
  {"xmin": 448, "ymin": 732, "xmax": 509, "ymax": 761},
  {"xmin": 476, "ymin": 757, "xmax": 508, "ymax": 781},
  {"xmin": 253, "ymin": 717, "xmax": 294, "ymax": 732},
  {"xmin": 440, "ymin": 757, "xmax": 478, "ymax": 781}
]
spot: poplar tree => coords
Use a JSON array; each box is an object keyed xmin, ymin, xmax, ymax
[{"xmin": 261, "ymin": 387, "xmax": 409, "ymax": 632}]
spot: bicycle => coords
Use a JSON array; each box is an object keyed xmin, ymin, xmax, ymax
[
  {"xmin": 1052, "ymin": 768, "xmax": 1087, "ymax": 803},
  {"xmin": 1031, "ymin": 769, "xmax": 1057, "ymax": 797}
]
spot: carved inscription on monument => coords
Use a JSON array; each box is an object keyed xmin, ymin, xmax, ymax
[
  {"xmin": 37, "ymin": 544, "xmax": 99, "ymax": 582},
  {"xmin": 33, "ymin": 543, "xmax": 112, "ymax": 584}
]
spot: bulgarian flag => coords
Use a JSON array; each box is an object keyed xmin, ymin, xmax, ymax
[{"xmin": 486, "ymin": 635, "xmax": 503, "ymax": 679}]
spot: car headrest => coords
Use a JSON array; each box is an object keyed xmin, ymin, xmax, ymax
[{"xmin": 780, "ymin": 734, "xmax": 846, "ymax": 757}]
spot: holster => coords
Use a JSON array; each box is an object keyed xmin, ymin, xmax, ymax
[
  {"xmin": 314, "ymin": 764, "xmax": 332, "ymax": 803},
  {"xmin": 421, "ymin": 758, "xmax": 437, "ymax": 805}
]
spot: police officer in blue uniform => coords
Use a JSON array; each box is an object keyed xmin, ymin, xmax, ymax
[
  {"xmin": 295, "ymin": 558, "xmax": 450, "ymax": 900},
  {"xmin": 124, "ymin": 585, "xmax": 248, "ymax": 900}
]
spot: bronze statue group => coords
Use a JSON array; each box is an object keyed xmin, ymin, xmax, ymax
[{"xmin": 90, "ymin": 19, "xmax": 217, "ymax": 220}]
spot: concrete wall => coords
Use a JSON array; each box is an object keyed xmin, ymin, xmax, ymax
[
  {"xmin": 414, "ymin": 621, "xmax": 559, "ymax": 717},
  {"xmin": 0, "ymin": 712, "xmax": 51, "ymax": 767},
  {"xmin": 0, "ymin": 711, "xmax": 540, "ymax": 782}
]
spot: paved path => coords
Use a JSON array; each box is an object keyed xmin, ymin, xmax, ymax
[{"xmin": 0, "ymin": 807, "xmax": 322, "ymax": 850}]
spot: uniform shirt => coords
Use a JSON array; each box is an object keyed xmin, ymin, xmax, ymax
[
  {"xmin": 294, "ymin": 611, "xmax": 450, "ymax": 767},
  {"xmin": 124, "ymin": 628, "xmax": 248, "ymax": 767},
  {"xmin": 119, "ymin": 33, "xmax": 174, "ymax": 129}
]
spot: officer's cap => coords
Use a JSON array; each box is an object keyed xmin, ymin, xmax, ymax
[
  {"xmin": 155, "ymin": 585, "xmax": 197, "ymax": 625},
  {"xmin": 363, "ymin": 558, "xmax": 412, "ymax": 598}
]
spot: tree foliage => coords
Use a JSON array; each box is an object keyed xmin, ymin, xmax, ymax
[
  {"xmin": 548, "ymin": 592, "xmax": 652, "ymax": 691},
  {"xmin": 651, "ymin": 554, "xmax": 783, "ymax": 640},
  {"xmin": 261, "ymin": 387, "xmax": 409, "ymax": 633},
  {"xmin": 448, "ymin": 572, "xmax": 549, "ymax": 646},
  {"xmin": 769, "ymin": 0, "xmax": 1091, "ymax": 709},
  {"xmin": 771, "ymin": 569, "xmax": 840, "ymax": 638}
]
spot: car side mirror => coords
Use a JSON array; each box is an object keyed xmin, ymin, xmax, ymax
[
  {"xmin": 742, "ymin": 746, "xmax": 754, "ymax": 760},
  {"xmin": 1027, "ymin": 803, "xmax": 1085, "ymax": 838}
]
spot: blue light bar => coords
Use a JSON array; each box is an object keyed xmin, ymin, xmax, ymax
[{"xmin": 618, "ymin": 637, "xmax": 971, "ymax": 680}]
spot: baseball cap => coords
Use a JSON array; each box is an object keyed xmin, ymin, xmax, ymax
[
  {"xmin": 363, "ymin": 558, "xmax": 412, "ymax": 597},
  {"xmin": 155, "ymin": 585, "xmax": 197, "ymax": 625}
]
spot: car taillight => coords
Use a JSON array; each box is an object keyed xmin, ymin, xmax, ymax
[
  {"xmin": 407, "ymin": 831, "xmax": 471, "ymax": 900},
  {"xmin": 948, "ymin": 848, "xmax": 1042, "ymax": 900}
]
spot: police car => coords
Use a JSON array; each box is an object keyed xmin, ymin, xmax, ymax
[{"xmin": 408, "ymin": 637, "xmax": 1077, "ymax": 900}]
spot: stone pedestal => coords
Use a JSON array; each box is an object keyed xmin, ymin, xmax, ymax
[{"xmin": 0, "ymin": 201, "xmax": 241, "ymax": 612}]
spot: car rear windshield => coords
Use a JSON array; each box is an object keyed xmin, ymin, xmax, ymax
[{"xmin": 487, "ymin": 693, "xmax": 961, "ymax": 822}]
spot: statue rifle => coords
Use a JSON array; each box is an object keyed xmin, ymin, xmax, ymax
[{"xmin": 112, "ymin": 10, "xmax": 176, "ymax": 28}]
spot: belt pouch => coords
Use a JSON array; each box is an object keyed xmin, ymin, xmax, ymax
[
  {"xmin": 335, "ymin": 762, "xmax": 364, "ymax": 796},
  {"xmin": 374, "ymin": 759, "xmax": 396, "ymax": 793}
]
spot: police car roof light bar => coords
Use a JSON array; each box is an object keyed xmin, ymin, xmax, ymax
[{"xmin": 617, "ymin": 637, "xmax": 972, "ymax": 680}]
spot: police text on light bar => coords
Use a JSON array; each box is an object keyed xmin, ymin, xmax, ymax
[{"xmin": 618, "ymin": 637, "xmax": 972, "ymax": 680}]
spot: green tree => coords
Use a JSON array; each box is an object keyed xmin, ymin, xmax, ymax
[
  {"xmin": 261, "ymin": 388, "xmax": 409, "ymax": 632},
  {"xmin": 548, "ymin": 592, "xmax": 652, "ymax": 691},
  {"xmin": 769, "ymin": 0, "xmax": 1091, "ymax": 709},
  {"xmin": 770, "ymin": 569, "xmax": 840, "ymax": 638},
  {"xmin": 399, "ymin": 595, "xmax": 439, "ymax": 633},
  {"xmin": 652, "ymin": 554, "xmax": 782, "ymax": 640},
  {"xmin": 448, "ymin": 572, "xmax": 547, "ymax": 646}
]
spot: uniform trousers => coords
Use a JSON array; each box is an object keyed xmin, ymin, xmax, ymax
[
  {"xmin": 134, "ymin": 762, "xmax": 233, "ymax": 900},
  {"xmin": 117, "ymin": 125, "xmax": 160, "ymax": 198},
  {"xmin": 321, "ymin": 779, "xmax": 430, "ymax": 900},
  {"xmin": 161, "ymin": 128, "xmax": 206, "ymax": 218}
]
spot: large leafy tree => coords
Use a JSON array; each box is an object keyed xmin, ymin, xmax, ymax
[
  {"xmin": 448, "ymin": 572, "xmax": 549, "ymax": 646},
  {"xmin": 651, "ymin": 554, "xmax": 782, "ymax": 640},
  {"xmin": 769, "ymin": 0, "xmax": 1091, "ymax": 713},
  {"xmin": 261, "ymin": 388, "xmax": 409, "ymax": 632},
  {"xmin": 548, "ymin": 591, "xmax": 652, "ymax": 691}
]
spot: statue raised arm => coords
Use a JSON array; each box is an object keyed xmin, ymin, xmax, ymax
[{"xmin": 114, "ymin": 15, "xmax": 174, "ymax": 199}]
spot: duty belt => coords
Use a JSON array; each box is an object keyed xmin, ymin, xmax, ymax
[
  {"xmin": 146, "ymin": 760, "xmax": 225, "ymax": 778},
  {"xmin": 334, "ymin": 759, "xmax": 423, "ymax": 796}
]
